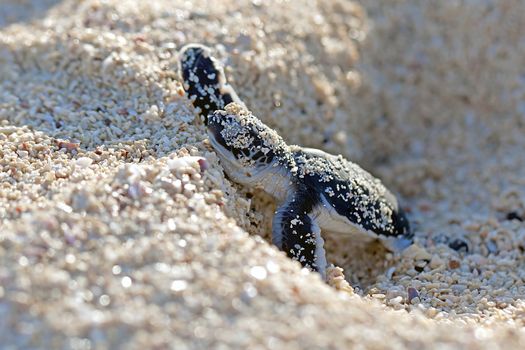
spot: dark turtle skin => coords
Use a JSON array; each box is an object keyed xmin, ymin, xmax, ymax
[
  {"xmin": 179, "ymin": 44, "xmax": 413, "ymax": 279},
  {"xmin": 179, "ymin": 44, "xmax": 244, "ymax": 122}
]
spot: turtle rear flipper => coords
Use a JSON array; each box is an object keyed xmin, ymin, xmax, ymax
[
  {"xmin": 179, "ymin": 44, "xmax": 244, "ymax": 121},
  {"xmin": 272, "ymin": 187, "xmax": 328, "ymax": 279},
  {"xmin": 386, "ymin": 206, "xmax": 413, "ymax": 251}
]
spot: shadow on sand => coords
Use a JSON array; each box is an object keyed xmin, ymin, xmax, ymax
[{"xmin": 0, "ymin": 0, "xmax": 64, "ymax": 28}]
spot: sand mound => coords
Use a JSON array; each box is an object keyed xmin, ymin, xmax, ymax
[{"xmin": 1, "ymin": 0, "xmax": 525, "ymax": 348}]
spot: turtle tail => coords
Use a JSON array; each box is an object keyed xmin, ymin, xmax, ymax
[{"xmin": 179, "ymin": 43, "xmax": 244, "ymax": 123}]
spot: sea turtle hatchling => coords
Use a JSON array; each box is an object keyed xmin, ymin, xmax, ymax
[{"xmin": 179, "ymin": 44, "xmax": 413, "ymax": 279}]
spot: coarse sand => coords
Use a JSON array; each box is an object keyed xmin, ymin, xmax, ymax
[{"xmin": 1, "ymin": 0, "xmax": 525, "ymax": 348}]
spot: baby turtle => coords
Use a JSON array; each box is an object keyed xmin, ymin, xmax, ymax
[{"xmin": 180, "ymin": 44, "xmax": 413, "ymax": 278}]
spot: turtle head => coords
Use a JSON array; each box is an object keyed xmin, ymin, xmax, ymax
[{"xmin": 207, "ymin": 103, "xmax": 286, "ymax": 185}]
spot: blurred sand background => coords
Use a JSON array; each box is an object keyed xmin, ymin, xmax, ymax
[{"xmin": 1, "ymin": 0, "xmax": 525, "ymax": 348}]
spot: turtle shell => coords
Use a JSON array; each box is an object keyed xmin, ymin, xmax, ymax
[{"xmin": 292, "ymin": 147, "xmax": 411, "ymax": 239}]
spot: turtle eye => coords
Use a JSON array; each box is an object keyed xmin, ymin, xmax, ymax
[
  {"xmin": 231, "ymin": 147, "xmax": 244, "ymax": 159},
  {"xmin": 252, "ymin": 150, "xmax": 265, "ymax": 160}
]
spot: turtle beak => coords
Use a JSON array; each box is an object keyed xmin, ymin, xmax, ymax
[
  {"xmin": 207, "ymin": 125, "xmax": 236, "ymax": 160},
  {"xmin": 206, "ymin": 117, "xmax": 228, "ymax": 150}
]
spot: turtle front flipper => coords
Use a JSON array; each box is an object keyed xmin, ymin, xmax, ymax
[
  {"xmin": 272, "ymin": 189, "xmax": 328, "ymax": 279},
  {"xmin": 179, "ymin": 44, "xmax": 245, "ymax": 121}
]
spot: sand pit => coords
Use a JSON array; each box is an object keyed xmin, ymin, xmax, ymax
[{"xmin": 1, "ymin": 0, "xmax": 525, "ymax": 348}]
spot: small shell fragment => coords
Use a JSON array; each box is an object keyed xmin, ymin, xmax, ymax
[
  {"xmin": 76, "ymin": 157, "xmax": 93, "ymax": 168},
  {"xmin": 407, "ymin": 287, "xmax": 419, "ymax": 303}
]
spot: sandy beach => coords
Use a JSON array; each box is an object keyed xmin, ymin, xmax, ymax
[{"xmin": 1, "ymin": 0, "xmax": 525, "ymax": 348}]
